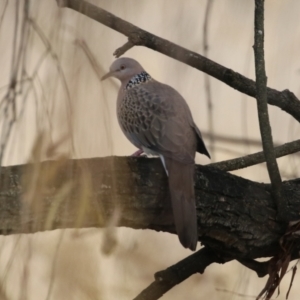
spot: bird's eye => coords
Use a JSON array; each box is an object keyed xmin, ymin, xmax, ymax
[{"xmin": 120, "ymin": 65, "xmax": 125, "ymax": 70}]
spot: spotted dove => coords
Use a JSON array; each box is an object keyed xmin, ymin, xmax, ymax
[{"xmin": 101, "ymin": 58, "xmax": 210, "ymax": 251}]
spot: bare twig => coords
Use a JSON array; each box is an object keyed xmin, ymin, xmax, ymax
[
  {"xmin": 203, "ymin": 0, "xmax": 215, "ymax": 161},
  {"xmin": 209, "ymin": 139, "xmax": 300, "ymax": 171},
  {"xmin": 286, "ymin": 265, "xmax": 297, "ymax": 299},
  {"xmin": 74, "ymin": 39, "xmax": 118, "ymax": 89},
  {"xmin": 253, "ymin": 0, "xmax": 282, "ymax": 213},
  {"xmin": 45, "ymin": 230, "xmax": 65, "ymax": 300},
  {"xmin": 113, "ymin": 41, "xmax": 134, "ymax": 58},
  {"xmin": 29, "ymin": 18, "xmax": 76, "ymax": 156},
  {"xmin": 237, "ymin": 258, "xmax": 269, "ymax": 278},
  {"xmin": 0, "ymin": 0, "xmax": 30, "ymax": 166},
  {"xmin": 133, "ymin": 247, "xmax": 226, "ymax": 300},
  {"xmin": 0, "ymin": 0, "xmax": 8, "ymax": 31},
  {"xmin": 55, "ymin": 0, "xmax": 300, "ymax": 123}
]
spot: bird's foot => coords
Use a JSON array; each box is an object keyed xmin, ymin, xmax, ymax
[{"xmin": 131, "ymin": 149, "xmax": 144, "ymax": 157}]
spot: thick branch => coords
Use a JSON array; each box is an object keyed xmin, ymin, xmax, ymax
[
  {"xmin": 55, "ymin": 0, "xmax": 300, "ymax": 123},
  {"xmin": 1, "ymin": 157, "xmax": 300, "ymax": 260},
  {"xmin": 133, "ymin": 247, "xmax": 225, "ymax": 300},
  {"xmin": 253, "ymin": 0, "xmax": 282, "ymax": 212}
]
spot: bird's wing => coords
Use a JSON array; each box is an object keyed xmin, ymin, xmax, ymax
[
  {"xmin": 193, "ymin": 123, "xmax": 210, "ymax": 158},
  {"xmin": 119, "ymin": 81, "xmax": 198, "ymax": 164}
]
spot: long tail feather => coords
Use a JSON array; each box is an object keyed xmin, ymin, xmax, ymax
[{"xmin": 164, "ymin": 157, "xmax": 198, "ymax": 251}]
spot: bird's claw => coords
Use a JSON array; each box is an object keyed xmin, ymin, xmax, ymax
[{"xmin": 131, "ymin": 149, "xmax": 144, "ymax": 157}]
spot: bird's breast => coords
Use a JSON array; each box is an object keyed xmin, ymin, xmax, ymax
[{"xmin": 117, "ymin": 89, "xmax": 152, "ymax": 133}]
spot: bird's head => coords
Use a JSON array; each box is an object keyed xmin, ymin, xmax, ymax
[{"xmin": 101, "ymin": 57, "xmax": 145, "ymax": 84}]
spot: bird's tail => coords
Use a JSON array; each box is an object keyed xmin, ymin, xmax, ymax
[{"xmin": 164, "ymin": 158, "xmax": 198, "ymax": 251}]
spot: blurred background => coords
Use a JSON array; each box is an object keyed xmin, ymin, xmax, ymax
[{"xmin": 0, "ymin": 0, "xmax": 299, "ymax": 299}]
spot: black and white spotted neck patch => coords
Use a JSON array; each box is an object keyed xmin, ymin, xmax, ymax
[{"xmin": 126, "ymin": 71, "xmax": 152, "ymax": 89}]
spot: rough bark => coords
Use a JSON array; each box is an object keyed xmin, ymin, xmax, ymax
[{"xmin": 1, "ymin": 156, "xmax": 300, "ymax": 260}]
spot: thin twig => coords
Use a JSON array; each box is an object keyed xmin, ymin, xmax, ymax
[
  {"xmin": 203, "ymin": 0, "xmax": 215, "ymax": 161},
  {"xmin": 253, "ymin": 0, "xmax": 282, "ymax": 212},
  {"xmin": 55, "ymin": 0, "xmax": 300, "ymax": 123},
  {"xmin": 45, "ymin": 230, "xmax": 66, "ymax": 300},
  {"xmin": 74, "ymin": 39, "xmax": 118, "ymax": 89},
  {"xmin": 209, "ymin": 139, "xmax": 300, "ymax": 171},
  {"xmin": 113, "ymin": 41, "xmax": 134, "ymax": 58},
  {"xmin": 0, "ymin": 0, "xmax": 8, "ymax": 31},
  {"xmin": 29, "ymin": 18, "xmax": 76, "ymax": 156}
]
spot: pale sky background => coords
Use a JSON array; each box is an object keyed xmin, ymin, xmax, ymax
[{"xmin": 0, "ymin": 0, "xmax": 299, "ymax": 299}]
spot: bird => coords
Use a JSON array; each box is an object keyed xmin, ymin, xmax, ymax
[{"xmin": 101, "ymin": 57, "xmax": 210, "ymax": 251}]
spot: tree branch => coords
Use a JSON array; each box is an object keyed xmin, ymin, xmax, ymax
[
  {"xmin": 209, "ymin": 139, "xmax": 300, "ymax": 172},
  {"xmin": 1, "ymin": 157, "xmax": 300, "ymax": 259},
  {"xmin": 55, "ymin": 0, "xmax": 300, "ymax": 123},
  {"xmin": 237, "ymin": 258, "xmax": 269, "ymax": 278},
  {"xmin": 253, "ymin": 0, "xmax": 282, "ymax": 214},
  {"xmin": 133, "ymin": 247, "xmax": 226, "ymax": 300},
  {"xmin": 237, "ymin": 241, "xmax": 300, "ymax": 279}
]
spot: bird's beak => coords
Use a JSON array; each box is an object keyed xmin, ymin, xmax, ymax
[{"xmin": 101, "ymin": 71, "xmax": 114, "ymax": 81}]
